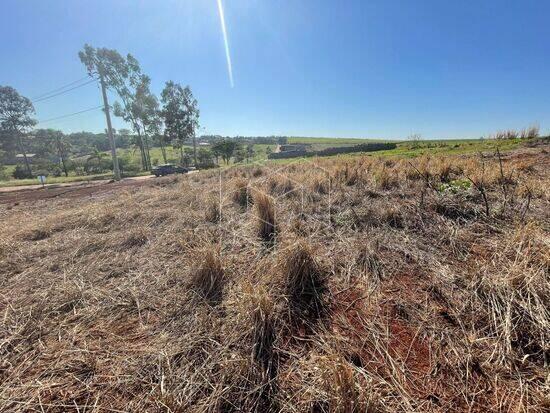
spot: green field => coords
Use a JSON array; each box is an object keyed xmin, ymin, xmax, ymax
[
  {"xmin": 287, "ymin": 137, "xmax": 390, "ymax": 144},
  {"xmin": 268, "ymin": 137, "xmax": 530, "ymax": 165},
  {"xmin": 376, "ymin": 137, "xmax": 524, "ymax": 157},
  {"xmin": 283, "ymin": 136, "xmax": 526, "ymax": 157},
  {"xmin": 91, "ymin": 139, "xmax": 520, "ymax": 168}
]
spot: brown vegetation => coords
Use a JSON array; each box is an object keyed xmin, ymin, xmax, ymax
[
  {"xmin": 255, "ymin": 191, "xmax": 277, "ymax": 246},
  {"xmin": 0, "ymin": 144, "xmax": 549, "ymax": 412},
  {"xmin": 191, "ymin": 249, "xmax": 225, "ymax": 304},
  {"xmin": 205, "ymin": 196, "xmax": 221, "ymax": 223},
  {"xmin": 232, "ymin": 178, "xmax": 252, "ymax": 209},
  {"xmin": 282, "ymin": 242, "xmax": 327, "ymax": 323}
]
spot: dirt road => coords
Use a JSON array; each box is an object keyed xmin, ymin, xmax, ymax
[
  {"xmin": 0, "ymin": 175, "xmax": 174, "ymax": 204},
  {"xmin": 0, "ymin": 175, "xmax": 153, "ymax": 193}
]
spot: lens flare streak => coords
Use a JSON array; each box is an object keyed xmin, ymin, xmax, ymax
[{"xmin": 216, "ymin": 0, "xmax": 234, "ymax": 88}]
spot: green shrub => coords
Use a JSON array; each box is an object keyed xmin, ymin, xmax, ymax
[
  {"xmin": 118, "ymin": 155, "xmax": 142, "ymax": 176},
  {"xmin": 12, "ymin": 165, "xmax": 32, "ymax": 179}
]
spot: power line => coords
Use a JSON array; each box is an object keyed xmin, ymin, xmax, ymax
[
  {"xmin": 37, "ymin": 105, "xmax": 103, "ymax": 125},
  {"xmin": 32, "ymin": 76, "xmax": 91, "ymax": 99},
  {"xmin": 32, "ymin": 79, "xmax": 98, "ymax": 103}
]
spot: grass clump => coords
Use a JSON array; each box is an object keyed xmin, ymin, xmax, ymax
[
  {"xmin": 520, "ymin": 125, "xmax": 540, "ymax": 139},
  {"xmin": 191, "ymin": 249, "xmax": 225, "ymax": 305},
  {"xmin": 283, "ymin": 242, "xmax": 327, "ymax": 322},
  {"xmin": 318, "ymin": 356, "xmax": 378, "ymax": 413},
  {"xmin": 373, "ymin": 166, "xmax": 398, "ymax": 190},
  {"xmin": 312, "ymin": 177, "xmax": 330, "ymax": 194},
  {"xmin": 118, "ymin": 229, "xmax": 149, "ymax": 250},
  {"xmin": 474, "ymin": 224, "xmax": 549, "ymax": 366},
  {"xmin": 242, "ymin": 286, "xmax": 277, "ymax": 376},
  {"xmin": 255, "ymin": 192, "xmax": 277, "ymax": 246},
  {"xmin": 356, "ymin": 244, "xmax": 384, "ymax": 283},
  {"xmin": 205, "ymin": 196, "xmax": 221, "ymax": 223},
  {"xmin": 233, "ymin": 178, "xmax": 252, "ymax": 209},
  {"xmin": 21, "ymin": 227, "xmax": 51, "ymax": 241},
  {"xmin": 382, "ymin": 206, "xmax": 404, "ymax": 228}
]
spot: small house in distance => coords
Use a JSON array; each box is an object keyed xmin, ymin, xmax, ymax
[{"xmin": 15, "ymin": 153, "xmax": 36, "ymax": 163}]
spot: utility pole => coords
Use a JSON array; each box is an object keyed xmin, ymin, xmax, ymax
[
  {"xmin": 192, "ymin": 133, "xmax": 198, "ymax": 168},
  {"xmin": 17, "ymin": 132, "xmax": 32, "ymax": 177},
  {"xmin": 98, "ymin": 70, "xmax": 121, "ymax": 180}
]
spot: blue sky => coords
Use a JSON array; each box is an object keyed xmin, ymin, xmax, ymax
[{"xmin": 1, "ymin": 0, "xmax": 549, "ymax": 139}]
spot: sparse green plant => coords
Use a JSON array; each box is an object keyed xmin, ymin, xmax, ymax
[{"xmin": 438, "ymin": 179, "xmax": 471, "ymax": 193}]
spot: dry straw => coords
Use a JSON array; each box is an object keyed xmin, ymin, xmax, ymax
[{"xmin": 0, "ymin": 143, "xmax": 548, "ymax": 412}]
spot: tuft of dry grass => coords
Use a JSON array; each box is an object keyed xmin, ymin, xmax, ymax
[
  {"xmin": 373, "ymin": 165, "xmax": 398, "ymax": 190},
  {"xmin": 521, "ymin": 124, "xmax": 540, "ymax": 139},
  {"xmin": 382, "ymin": 206, "xmax": 405, "ymax": 228},
  {"xmin": 435, "ymin": 158, "xmax": 456, "ymax": 183},
  {"xmin": 205, "ymin": 196, "xmax": 221, "ymax": 223},
  {"xmin": 239, "ymin": 285, "xmax": 278, "ymax": 376},
  {"xmin": 255, "ymin": 192, "xmax": 277, "ymax": 246},
  {"xmin": 232, "ymin": 178, "xmax": 252, "ymax": 209},
  {"xmin": 356, "ymin": 243, "xmax": 384, "ymax": 283},
  {"xmin": 267, "ymin": 175, "xmax": 296, "ymax": 197},
  {"xmin": 472, "ymin": 223, "xmax": 549, "ymax": 366},
  {"xmin": 0, "ymin": 143, "xmax": 548, "ymax": 412},
  {"xmin": 251, "ymin": 296, "xmax": 276, "ymax": 375},
  {"xmin": 282, "ymin": 241, "xmax": 327, "ymax": 322},
  {"xmin": 317, "ymin": 356, "xmax": 378, "ymax": 413},
  {"xmin": 490, "ymin": 125, "xmax": 540, "ymax": 140},
  {"xmin": 191, "ymin": 249, "xmax": 225, "ymax": 304},
  {"xmin": 311, "ymin": 176, "xmax": 330, "ymax": 194},
  {"xmin": 120, "ymin": 228, "xmax": 149, "ymax": 249}
]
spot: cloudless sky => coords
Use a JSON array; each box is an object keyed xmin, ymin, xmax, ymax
[{"xmin": 1, "ymin": 0, "xmax": 549, "ymax": 139}]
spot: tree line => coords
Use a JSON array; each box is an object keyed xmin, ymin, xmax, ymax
[
  {"xmin": 0, "ymin": 44, "xmax": 292, "ymax": 180},
  {"xmin": 0, "ymin": 45, "xmax": 200, "ymax": 179}
]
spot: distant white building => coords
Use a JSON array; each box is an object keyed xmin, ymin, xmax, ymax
[{"xmin": 15, "ymin": 153, "xmax": 36, "ymax": 162}]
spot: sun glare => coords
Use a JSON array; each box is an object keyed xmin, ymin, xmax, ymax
[{"xmin": 216, "ymin": 0, "xmax": 234, "ymax": 88}]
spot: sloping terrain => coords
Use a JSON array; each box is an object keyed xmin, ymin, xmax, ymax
[{"xmin": 0, "ymin": 146, "xmax": 548, "ymax": 412}]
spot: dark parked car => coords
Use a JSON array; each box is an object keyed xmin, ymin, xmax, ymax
[{"xmin": 151, "ymin": 164, "xmax": 189, "ymax": 177}]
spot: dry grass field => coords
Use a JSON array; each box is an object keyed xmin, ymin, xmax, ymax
[{"xmin": 0, "ymin": 143, "xmax": 549, "ymax": 412}]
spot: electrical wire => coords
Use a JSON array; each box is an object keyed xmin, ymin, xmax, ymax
[
  {"xmin": 37, "ymin": 105, "xmax": 103, "ymax": 125},
  {"xmin": 32, "ymin": 76, "xmax": 92, "ymax": 99},
  {"xmin": 32, "ymin": 79, "xmax": 98, "ymax": 103}
]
